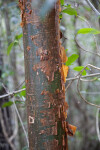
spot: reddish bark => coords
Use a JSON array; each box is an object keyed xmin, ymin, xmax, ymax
[{"xmin": 19, "ymin": 0, "xmax": 75, "ymax": 149}]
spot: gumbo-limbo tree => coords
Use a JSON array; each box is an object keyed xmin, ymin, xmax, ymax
[{"xmin": 19, "ymin": 0, "xmax": 76, "ymax": 149}]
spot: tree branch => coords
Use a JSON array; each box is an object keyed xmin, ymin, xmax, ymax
[
  {"xmin": 77, "ymin": 64, "xmax": 100, "ymax": 108},
  {"xmin": 12, "ymin": 98, "xmax": 29, "ymax": 148},
  {"xmin": 66, "ymin": 73, "xmax": 100, "ymax": 81},
  {"xmin": 86, "ymin": 0, "xmax": 100, "ymax": 16},
  {"xmin": 96, "ymin": 108, "xmax": 100, "ymax": 141},
  {"xmin": 77, "ymin": 15, "xmax": 99, "ymax": 54},
  {"xmin": 0, "ymin": 88, "xmax": 26, "ymax": 99}
]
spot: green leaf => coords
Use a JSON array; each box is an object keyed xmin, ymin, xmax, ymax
[
  {"xmin": 1, "ymin": 71, "xmax": 14, "ymax": 79},
  {"xmin": 15, "ymin": 33, "xmax": 23, "ymax": 40},
  {"xmin": 59, "ymin": 14, "xmax": 62, "ymax": 19},
  {"xmin": 2, "ymin": 101, "xmax": 13, "ymax": 108},
  {"xmin": 73, "ymin": 66, "xmax": 89, "ymax": 71},
  {"xmin": 81, "ymin": 70, "xmax": 86, "ymax": 76},
  {"xmin": 60, "ymin": 0, "xmax": 64, "ymax": 5},
  {"xmin": 19, "ymin": 85, "xmax": 26, "ymax": 97},
  {"xmin": 65, "ymin": 49, "xmax": 68, "ymax": 52},
  {"xmin": 14, "ymin": 40, "xmax": 19, "ymax": 46},
  {"xmin": 65, "ymin": 54, "xmax": 79, "ymax": 66},
  {"xmin": 77, "ymin": 28, "xmax": 100, "ymax": 34},
  {"xmin": 7, "ymin": 42, "xmax": 14, "ymax": 55},
  {"xmin": 62, "ymin": 7, "xmax": 77, "ymax": 16},
  {"xmin": 73, "ymin": 66, "xmax": 90, "ymax": 76}
]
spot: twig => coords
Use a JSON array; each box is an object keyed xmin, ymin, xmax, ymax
[
  {"xmin": 77, "ymin": 76, "xmax": 100, "ymax": 108},
  {"xmin": 0, "ymin": 88, "xmax": 26, "ymax": 99},
  {"xmin": 75, "ymin": 34, "xmax": 100, "ymax": 57},
  {"xmin": 80, "ymin": 77, "xmax": 98, "ymax": 82},
  {"xmin": 18, "ymin": 42, "xmax": 23, "ymax": 51},
  {"xmin": 96, "ymin": 108, "xmax": 100, "ymax": 141},
  {"xmin": 15, "ymin": 80, "xmax": 25, "ymax": 90},
  {"xmin": 66, "ymin": 64, "xmax": 100, "ymax": 92},
  {"xmin": 2, "ymin": 83, "xmax": 9, "ymax": 93},
  {"xmin": 77, "ymin": 15, "xmax": 99, "ymax": 54},
  {"xmin": 12, "ymin": 98, "xmax": 29, "ymax": 148},
  {"xmin": 77, "ymin": 64, "xmax": 100, "ymax": 108},
  {"xmin": 66, "ymin": 73, "xmax": 100, "ymax": 81},
  {"xmin": 86, "ymin": 0, "xmax": 100, "ymax": 16},
  {"xmin": 9, "ymin": 108, "xmax": 18, "ymax": 142},
  {"xmin": 80, "ymin": 91, "xmax": 100, "ymax": 95}
]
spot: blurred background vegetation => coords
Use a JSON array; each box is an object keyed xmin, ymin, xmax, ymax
[{"xmin": 0, "ymin": 0, "xmax": 100, "ymax": 150}]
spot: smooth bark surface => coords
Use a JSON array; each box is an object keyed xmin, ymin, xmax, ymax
[{"xmin": 20, "ymin": 0, "xmax": 69, "ymax": 149}]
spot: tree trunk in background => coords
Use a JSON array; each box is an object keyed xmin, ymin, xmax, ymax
[
  {"xmin": 3, "ymin": 1, "xmax": 26, "ymax": 149},
  {"xmin": 0, "ymin": 42, "xmax": 14, "ymax": 150},
  {"xmin": 21, "ymin": 0, "xmax": 69, "ymax": 149},
  {"xmin": 3, "ymin": 1, "xmax": 19, "ymax": 88}
]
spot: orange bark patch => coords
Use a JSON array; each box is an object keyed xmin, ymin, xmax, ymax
[
  {"xmin": 20, "ymin": 22, "xmax": 24, "ymax": 28},
  {"xmin": 33, "ymin": 47, "xmax": 58, "ymax": 81},
  {"xmin": 60, "ymin": 46, "xmax": 67, "ymax": 63},
  {"xmin": 18, "ymin": 0, "xmax": 26, "ymax": 28},
  {"xmin": 68, "ymin": 124, "xmax": 77, "ymax": 136},
  {"xmin": 27, "ymin": 46, "xmax": 31, "ymax": 51},
  {"xmin": 61, "ymin": 65, "xmax": 69, "ymax": 83}
]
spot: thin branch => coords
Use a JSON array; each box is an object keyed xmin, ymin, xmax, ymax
[
  {"xmin": 2, "ymin": 83, "xmax": 9, "ymax": 93},
  {"xmin": 80, "ymin": 91, "xmax": 100, "ymax": 95},
  {"xmin": 66, "ymin": 73, "xmax": 100, "ymax": 81},
  {"xmin": 0, "ymin": 88, "xmax": 26, "ymax": 99},
  {"xmin": 96, "ymin": 108, "xmax": 100, "ymax": 141},
  {"xmin": 80, "ymin": 77, "xmax": 98, "ymax": 82},
  {"xmin": 77, "ymin": 76, "xmax": 100, "ymax": 108},
  {"xmin": 75, "ymin": 35, "xmax": 100, "ymax": 57},
  {"xmin": 18, "ymin": 42, "xmax": 23, "ymax": 51},
  {"xmin": 12, "ymin": 98, "xmax": 29, "ymax": 148},
  {"xmin": 81, "ymin": 64, "xmax": 100, "ymax": 71},
  {"xmin": 0, "ymin": 82, "xmax": 29, "ymax": 146},
  {"xmin": 77, "ymin": 64, "xmax": 100, "ymax": 108},
  {"xmin": 9, "ymin": 108, "xmax": 18, "ymax": 142},
  {"xmin": 77, "ymin": 15, "xmax": 99, "ymax": 54},
  {"xmin": 15, "ymin": 80, "xmax": 25, "ymax": 90},
  {"xmin": 66, "ymin": 64, "xmax": 100, "ymax": 92},
  {"xmin": 86, "ymin": 0, "xmax": 100, "ymax": 16}
]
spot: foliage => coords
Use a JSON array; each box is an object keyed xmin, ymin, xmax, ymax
[
  {"xmin": 2, "ymin": 101, "xmax": 13, "ymax": 108},
  {"xmin": 77, "ymin": 28, "xmax": 100, "ymax": 34},
  {"xmin": 60, "ymin": 0, "xmax": 64, "ymax": 6},
  {"xmin": 62, "ymin": 5, "xmax": 77, "ymax": 16},
  {"xmin": 7, "ymin": 33, "xmax": 23, "ymax": 55},
  {"xmin": 73, "ymin": 66, "xmax": 90, "ymax": 76},
  {"xmin": 65, "ymin": 54, "xmax": 79, "ymax": 66}
]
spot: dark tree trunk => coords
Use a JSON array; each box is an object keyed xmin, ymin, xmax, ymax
[
  {"xmin": 3, "ymin": 1, "xmax": 26, "ymax": 149},
  {"xmin": 0, "ymin": 42, "xmax": 13, "ymax": 150},
  {"xmin": 20, "ymin": 0, "xmax": 70, "ymax": 149}
]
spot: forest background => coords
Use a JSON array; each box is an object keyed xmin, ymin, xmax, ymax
[{"xmin": 0, "ymin": 0, "xmax": 100, "ymax": 150}]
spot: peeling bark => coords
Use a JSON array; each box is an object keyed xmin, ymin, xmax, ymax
[{"xmin": 20, "ymin": 0, "xmax": 73, "ymax": 149}]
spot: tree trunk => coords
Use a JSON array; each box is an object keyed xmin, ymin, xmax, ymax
[
  {"xmin": 20, "ymin": 0, "xmax": 70, "ymax": 149},
  {"xmin": 0, "ymin": 41, "xmax": 14, "ymax": 150}
]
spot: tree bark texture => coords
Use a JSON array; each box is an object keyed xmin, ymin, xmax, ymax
[{"xmin": 19, "ymin": 0, "xmax": 72, "ymax": 149}]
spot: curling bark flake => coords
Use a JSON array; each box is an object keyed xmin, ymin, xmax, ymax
[{"xmin": 19, "ymin": 0, "xmax": 76, "ymax": 149}]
